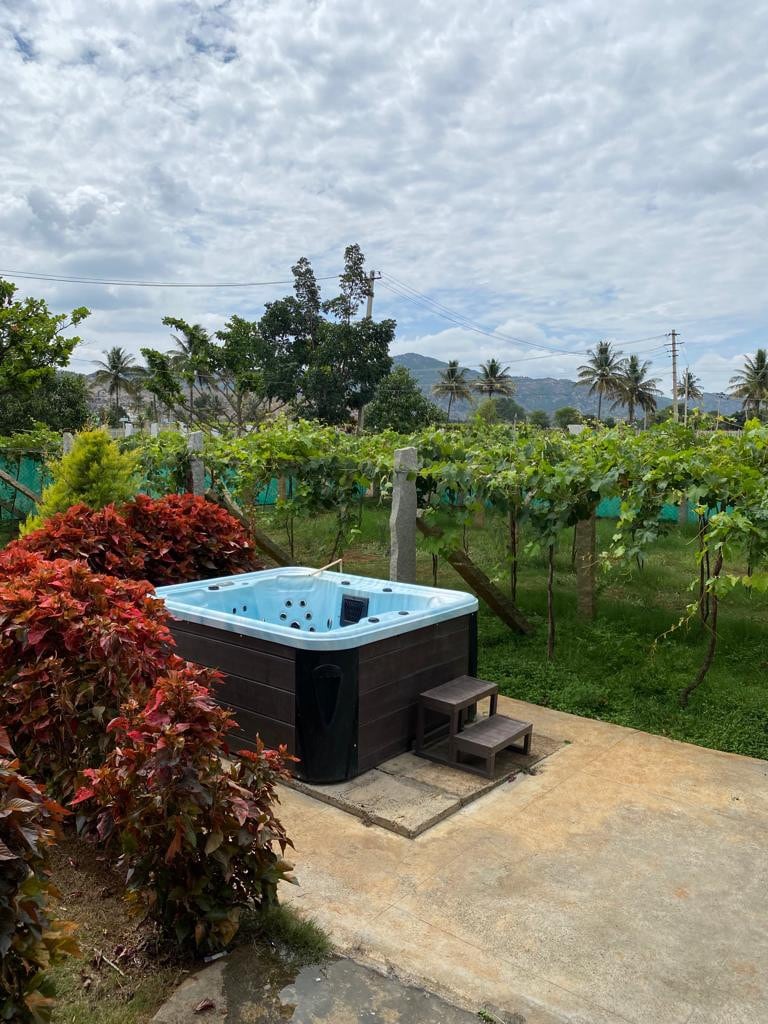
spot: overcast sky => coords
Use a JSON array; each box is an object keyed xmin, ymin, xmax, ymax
[{"xmin": 2, "ymin": 0, "xmax": 767, "ymax": 393}]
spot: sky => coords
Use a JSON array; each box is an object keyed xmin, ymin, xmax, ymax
[{"xmin": 1, "ymin": 0, "xmax": 767, "ymax": 394}]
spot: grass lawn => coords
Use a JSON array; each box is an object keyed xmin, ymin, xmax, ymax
[
  {"xmin": 261, "ymin": 502, "xmax": 768, "ymax": 760},
  {"xmin": 48, "ymin": 835, "xmax": 330, "ymax": 1024}
]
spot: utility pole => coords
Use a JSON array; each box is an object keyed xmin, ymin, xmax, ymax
[
  {"xmin": 358, "ymin": 270, "xmax": 381, "ymax": 434},
  {"xmin": 365, "ymin": 270, "xmax": 381, "ymax": 318},
  {"xmin": 666, "ymin": 330, "xmax": 680, "ymax": 422}
]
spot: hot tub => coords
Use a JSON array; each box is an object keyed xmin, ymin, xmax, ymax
[{"xmin": 156, "ymin": 567, "xmax": 478, "ymax": 783}]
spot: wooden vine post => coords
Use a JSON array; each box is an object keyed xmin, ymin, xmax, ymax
[
  {"xmin": 416, "ymin": 515, "xmax": 532, "ymax": 635},
  {"xmin": 574, "ymin": 511, "xmax": 597, "ymax": 620}
]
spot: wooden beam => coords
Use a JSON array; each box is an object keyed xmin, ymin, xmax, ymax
[
  {"xmin": 0, "ymin": 467, "xmax": 40, "ymax": 504},
  {"xmin": 416, "ymin": 515, "xmax": 533, "ymax": 635},
  {"xmin": 206, "ymin": 485, "xmax": 293, "ymax": 567}
]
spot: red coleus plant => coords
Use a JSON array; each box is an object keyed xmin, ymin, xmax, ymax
[
  {"xmin": 13, "ymin": 494, "xmax": 263, "ymax": 586},
  {"xmin": 0, "ymin": 727, "xmax": 79, "ymax": 1024},
  {"xmin": 123, "ymin": 493, "xmax": 263, "ymax": 585},
  {"xmin": 0, "ymin": 550, "xmax": 177, "ymax": 799},
  {"xmin": 13, "ymin": 503, "xmax": 146, "ymax": 579},
  {"xmin": 74, "ymin": 671, "xmax": 296, "ymax": 954}
]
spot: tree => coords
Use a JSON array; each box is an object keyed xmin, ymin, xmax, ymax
[
  {"xmin": 364, "ymin": 367, "xmax": 445, "ymax": 433},
  {"xmin": 528, "ymin": 409, "xmax": 551, "ymax": 428},
  {"xmin": 679, "ymin": 369, "xmax": 703, "ymax": 407},
  {"xmin": 493, "ymin": 396, "xmax": 527, "ymax": 422},
  {"xmin": 612, "ymin": 354, "xmax": 662, "ymax": 425},
  {"xmin": 0, "ymin": 371, "xmax": 91, "ymax": 435},
  {"xmin": 93, "ymin": 347, "xmax": 140, "ymax": 416},
  {"xmin": 576, "ymin": 340, "xmax": 623, "ymax": 420},
  {"xmin": 0, "ymin": 279, "xmax": 89, "ymax": 394},
  {"xmin": 553, "ymin": 406, "xmax": 581, "ymax": 429},
  {"xmin": 729, "ymin": 349, "xmax": 768, "ymax": 418},
  {"xmin": 432, "ymin": 360, "xmax": 472, "ymax": 420},
  {"xmin": 472, "ymin": 359, "xmax": 515, "ymax": 399},
  {"xmin": 21, "ymin": 430, "xmax": 139, "ymax": 533}
]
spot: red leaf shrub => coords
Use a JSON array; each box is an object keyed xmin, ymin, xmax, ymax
[
  {"xmin": 74, "ymin": 672, "xmax": 296, "ymax": 954},
  {"xmin": 123, "ymin": 493, "xmax": 263, "ymax": 585},
  {"xmin": 0, "ymin": 727, "xmax": 79, "ymax": 1024},
  {"xmin": 13, "ymin": 494, "xmax": 263, "ymax": 586},
  {"xmin": 0, "ymin": 550, "xmax": 179, "ymax": 798},
  {"xmin": 13, "ymin": 503, "xmax": 146, "ymax": 579}
]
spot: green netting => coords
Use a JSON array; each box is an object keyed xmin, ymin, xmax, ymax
[{"xmin": 0, "ymin": 454, "xmax": 47, "ymax": 521}]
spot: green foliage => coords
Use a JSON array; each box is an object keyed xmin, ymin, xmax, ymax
[
  {"xmin": 0, "ymin": 279, "xmax": 89, "ymax": 394},
  {"xmin": 74, "ymin": 678, "xmax": 296, "ymax": 954},
  {"xmin": 141, "ymin": 245, "xmax": 394, "ymax": 430},
  {"xmin": 22, "ymin": 430, "xmax": 139, "ymax": 532},
  {"xmin": 493, "ymin": 396, "xmax": 527, "ymax": 422},
  {"xmin": 528, "ymin": 409, "xmax": 551, "ymax": 428},
  {"xmin": 0, "ymin": 728, "xmax": 79, "ymax": 1024},
  {"xmin": 365, "ymin": 367, "xmax": 445, "ymax": 433},
  {"xmin": 0, "ymin": 372, "xmax": 90, "ymax": 436},
  {"xmin": 553, "ymin": 406, "xmax": 581, "ymax": 429}
]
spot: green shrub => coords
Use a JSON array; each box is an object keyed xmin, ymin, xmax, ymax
[
  {"xmin": 0, "ymin": 727, "xmax": 79, "ymax": 1024},
  {"xmin": 21, "ymin": 430, "xmax": 138, "ymax": 533}
]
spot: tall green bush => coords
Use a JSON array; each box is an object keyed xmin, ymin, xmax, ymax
[{"xmin": 21, "ymin": 430, "xmax": 138, "ymax": 533}]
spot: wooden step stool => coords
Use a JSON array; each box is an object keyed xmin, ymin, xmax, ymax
[
  {"xmin": 415, "ymin": 675, "xmax": 533, "ymax": 778},
  {"xmin": 453, "ymin": 715, "xmax": 532, "ymax": 778}
]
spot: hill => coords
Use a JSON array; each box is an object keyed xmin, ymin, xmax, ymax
[{"xmin": 393, "ymin": 353, "xmax": 741, "ymax": 419}]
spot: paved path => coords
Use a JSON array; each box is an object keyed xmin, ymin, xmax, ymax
[{"xmin": 279, "ymin": 697, "xmax": 768, "ymax": 1024}]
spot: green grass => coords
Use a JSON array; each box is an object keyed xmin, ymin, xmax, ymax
[
  {"xmin": 239, "ymin": 903, "xmax": 332, "ymax": 966},
  {"xmin": 260, "ymin": 502, "xmax": 768, "ymax": 760}
]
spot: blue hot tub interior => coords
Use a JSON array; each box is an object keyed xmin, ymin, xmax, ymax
[{"xmin": 156, "ymin": 567, "xmax": 478, "ymax": 650}]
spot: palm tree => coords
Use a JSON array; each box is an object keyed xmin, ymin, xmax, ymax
[
  {"xmin": 93, "ymin": 347, "xmax": 138, "ymax": 415},
  {"xmin": 432, "ymin": 360, "xmax": 472, "ymax": 421},
  {"xmin": 165, "ymin": 320, "xmax": 212, "ymax": 420},
  {"xmin": 577, "ymin": 341, "xmax": 623, "ymax": 421},
  {"xmin": 472, "ymin": 359, "xmax": 515, "ymax": 400},
  {"xmin": 612, "ymin": 354, "xmax": 661, "ymax": 425},
  {"xmin": 729, "ymin": 349, "xmax": 768, "ymax": 418},
  {"xmin": 679, "ymin": 369, "xmax": 703, "ymax": 426}
]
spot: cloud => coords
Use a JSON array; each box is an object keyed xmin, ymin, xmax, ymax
[{"xmin": 0, "ymin": 0, "xmax": 766, "ymax": 390}]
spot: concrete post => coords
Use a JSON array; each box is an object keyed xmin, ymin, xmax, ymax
[
  {"xmin": 389, "ymin": 446, "xmax": 418, "ymax": 582},
  {"xmin": 187, "ymin": 431, "xmax": 205, "ymax": 496},
  {"xmin": 62, "ymin": 432, "xmax": 75, "ymax": 455},
  {"xmin": 123, "ymin": 422, "xmax": 133, "ymax": 438},
  {"xmin": 678, "ymin": 500, "xmax": 689, "ymax": 526},
  {"xmin": 150, "ymin": 422, "xmax": 159, "ymax": 437}
]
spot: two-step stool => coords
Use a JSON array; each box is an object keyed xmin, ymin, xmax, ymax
[{"xmin": 415, "ymin": 675, "xmax": 532, "ymax": 779}]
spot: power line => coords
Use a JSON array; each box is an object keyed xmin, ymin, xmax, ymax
[
  {"xmin": 0, "ymin": 269, "xmax": 341, "ymax": 289},
  {"xmin": 380, "ymin": 276, "xmax": 668, "ymax": 362}
]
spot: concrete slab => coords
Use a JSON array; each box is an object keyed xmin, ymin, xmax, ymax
[
  {"xmin": 278, "ymin": 696, "xmax": 768, "ymax": 1024},
  {"xmin": 288, "ymin": 727, "xmax": 562, "ymax": 837}
]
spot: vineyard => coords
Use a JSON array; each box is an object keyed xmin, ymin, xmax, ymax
[{"xmin": 4, "ymin": 418, "xmax": 768, "ymax": 757}]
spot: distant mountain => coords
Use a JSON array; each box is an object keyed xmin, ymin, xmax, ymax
[{"xmin": 393, "ymin": 353, "xmax": 741, "ymax": 419}]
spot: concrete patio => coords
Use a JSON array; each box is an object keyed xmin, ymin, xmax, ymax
[{"xmin": 278, "ymin": 696, "xmax": 768, "ymax": 1024}]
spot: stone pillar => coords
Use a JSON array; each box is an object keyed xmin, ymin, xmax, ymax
[
  {"xmin": 62, "ymin": 432, "xmax": 75, "ymax": 455},
  {"xmin": 389, "ymin": 446, "xmax": 418, "ymax": 582},
  {"xmin": 187, "ymin": 431, "xmax": 205, "ymax": 496},
  {"xmin": 574, "ymin": 512, "xmax": 597, "ymax": 620},
  {"xmin": 123, "ymin": 422, "xmax": 133, "ymax": 438},
  {"xmin": 149, "ymin": 422, "xmax": 159, "ymax": 437},
  {"xmin": 678, "ymin": 499, "xmax": 689, "ymax": 526}
]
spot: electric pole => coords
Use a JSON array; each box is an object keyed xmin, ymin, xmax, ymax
[
  {"xmin": 666, "ymin": 330, "xmax": 680, "ymax": 422},
  {"xmin": 357, "ymin": 270, "xmax": 381, "ymax": 435},
  {"xmin": 365, "ymin": 270, "xmax": 381, "ymax": 318}
]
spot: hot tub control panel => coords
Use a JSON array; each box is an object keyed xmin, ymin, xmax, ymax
[{"xmin": 340, "ymin": 594, "xmax": 369, "ymax": 626}]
